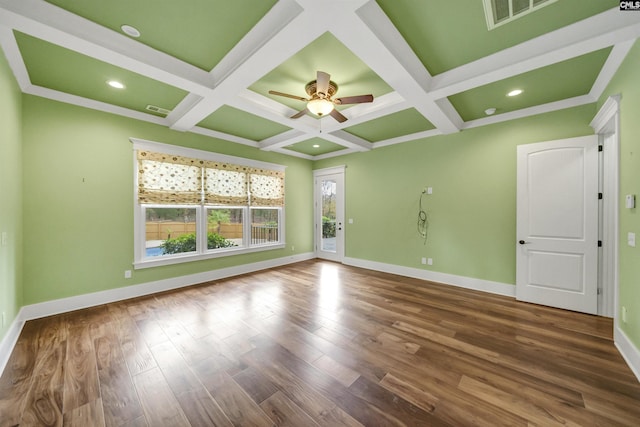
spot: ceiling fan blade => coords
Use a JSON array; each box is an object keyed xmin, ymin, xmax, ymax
[
  {"xmin": 334, "ymin": 94, "xmax": 374, "ymax": 105},
  {"xmin": 290, "ymin": 108, "xmax": 309, "ymax": 119},
  {"xmin": 329, "ymin": 108, "xmax": 348, "ymax": 123},
  {"xmin": 269, "ymin": 90, "xmax": 308, "ymax": 102},
  {"xmin": 316, "ymin": 71, "xmax": 330, "ymax": 97}
]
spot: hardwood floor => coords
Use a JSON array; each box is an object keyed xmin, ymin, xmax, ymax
[{"xmin": 1, "ymin": 260, "xmax": 639, "ymax": 426}]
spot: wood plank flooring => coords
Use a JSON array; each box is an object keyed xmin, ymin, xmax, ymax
[{"xmin": 1, "ymin": 260, "xmax": 639, "ymax": 426}]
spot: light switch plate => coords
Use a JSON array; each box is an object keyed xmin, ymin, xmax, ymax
[
  {"xmin": 628, "ymin": 232, "xmax": 636, "ymax": 247},
  {"xmin": 626, "ymin": 194, "xmax": 635, "ymax": 209}
]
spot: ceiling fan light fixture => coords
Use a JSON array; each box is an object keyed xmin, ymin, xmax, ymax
[{"xmin": 307, "ymin": 98, "xmax": 334, "ymax": 116}]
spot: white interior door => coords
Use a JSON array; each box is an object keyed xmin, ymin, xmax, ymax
[
  {"xmin": 314, "ymin": 167, "xmax": 344, "ymax": 262},
  {"xmin": 516, "ymin": 136, "xmax": 599, "ymax": 314}
]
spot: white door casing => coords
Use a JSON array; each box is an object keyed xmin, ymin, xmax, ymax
[
  {"xmin": 516, "ymin": 135, "xmax": 599, "ymax": 314},
  {"xmin": 314, "ymin": 166, "xmax": 345, "ymax": 262}
]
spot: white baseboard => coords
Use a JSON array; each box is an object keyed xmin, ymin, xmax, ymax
[
  {"xmin": 6, "ymin": 253, "xmax": 639, "ymax": 385},
  {"xmin": 0, "ymin": 252, "xmax": 313, "ymax": 377},
  {"xmin": 0, "ymin": 313, "xmax": 25, "ymax": 377},
  {"xmin": 614, "ymin": 324, "xmax": 640, "ymax": 382},
  {"xmin": 344, "ymin": 256, "xmax": 640, "ymax": 383},
  {"xmin": 343, "ymin": 257, "xmax": 516, "ymax": 297},
  {"xmin": 20, "ymin": 252, "xmax": 314, "ymax": 321}
]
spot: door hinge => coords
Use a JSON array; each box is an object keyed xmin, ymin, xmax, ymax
[
  {"xmin": 598, "ymin": 192, "xmax": 603, "ymax": 200},
  {"xmin": 598, "ymin": 145, "xmax": 603, "ymax": 152},
  {"xmin": 597, "ymin": 288, "xmax": 602, "ymax": 295},
  {"xmin": 598, "ymin": 240, "xmax": 603, "ymax": 247}
]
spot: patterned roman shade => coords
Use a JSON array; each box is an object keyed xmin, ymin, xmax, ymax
[
  {"xmin": 137, "ymin": 150, "xmax": 284, "ymax": 207},
  {"xmin": 249, "ymin": 168, "xmax": 285, "ymax": 206},
  {"xmin": 203, "ymin": 161, "xmax": 249, "ymax": 205},
  {"xmin": 137, "ymin": 151, "xmax": 203, "ymax": 204}
]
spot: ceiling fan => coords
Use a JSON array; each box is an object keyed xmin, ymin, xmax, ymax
[{"xmin": 268, "ymin": 71, "xmax": 374, "ymax": 123}]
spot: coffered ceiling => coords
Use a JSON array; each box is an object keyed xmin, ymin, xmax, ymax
[{"xmin": 0, "ymin": 0, "xmax": 638, "ymax": 159}]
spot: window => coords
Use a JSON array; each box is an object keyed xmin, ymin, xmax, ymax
[
  {"xmin": 482, "ymin": 0, "xmax": 557, "ymax": 30},
  {"xmin": 132, "ymin": 139, "xmax": 285, "ymax": 268}
]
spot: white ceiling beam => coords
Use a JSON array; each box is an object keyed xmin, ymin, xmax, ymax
[
  {"xmin": 344, "ymin": 1, "xmax": 460, "ymax": 134},
  {"xmin": 429, "ymin": 7, "xmax": 640, "ymax": 100},
  {"xmin": 2, "ymin": 0, "xmax": 633, "ymax": 159},
  {"xmin": 210, "ymin": 0, "xmax": 302, "ymax": 85},
  {"xmin": 372, "ymin": 129, "xmax": 442, "ymax": 150},
  {"xmin": 259, "ymin": 129, "xmax": 310, "ymax": 151},
  {"xmin": 462, "ymin": 95, "xmax": 595, "ymax": 130},
  {"xmin": 231, "ymin": 89, "xmax": 318, "ymax": 133},
  {"xmin": 189, "ymin": 127, "xmax": 259, "ymax": 148},
  {"xmin": 271, "ymin": 146, "xmax": 314, "ymax": 160},
  {"xmin": 314, "ymin": 147, "xmax": 360, "ymax": 160},
  {"xmin": 0, "ymin": 0, "xmax": 214, "ymax": 94},
  {"xmin": 0, "ymin": 25, "xmax": 30, "ymax": 90},
  {"xmin": 165, "ymin": 94, "xmax": 204, "ymax": 125},
  {"xmin": 589, "ymin": 40, "xmax": 635, "ymax": 100},
  {"xmin": 260, "ymin": 126, "xmax": 372, "ymax": 152},
  {"xmin": 320, "ymin": 92, "xmax": 410, "ymax": 133},
  {"xmin": 170, "ymin": 3, "xmax": 327, "ymax": 131},
  {"xmin": 24, "ymin": 85, "xmax": 169, "ymax": 126},
  {"xmin": 238, "ymin": 89, "xmax": 408, "ymax": 133},
  {"xmin": 323, "ymin": 130, "xmax": 372, "ymax": 152}
]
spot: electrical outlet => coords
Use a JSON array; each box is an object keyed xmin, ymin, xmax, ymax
[
  {"xmin": 427, "ymin": 258, "xmax": 433, "ymax": 265},
  {"xmin": 427, "ymin": 187, "xmax": 433, "ymax": 195},
  {"xmin": 421, "ymin": 257, "xmax": 427, "ymax": 265},
  {"xmin": 622, "ymin": 306, "xmax": 628, "ymax": 323},
  {"xmin": 124, "ymin": 270, "xmax": 132, "ymax": 279},
  {"xmin": 291, "ymin": 246, "xmax": 295, "ymax": 252},
  {"xmin": 1, "ymin": 232, "xmax": 7, "ymax": 247}
]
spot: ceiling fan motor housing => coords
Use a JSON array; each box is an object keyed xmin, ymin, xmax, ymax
[{"xmin": 305, "ymin": 80, "xmax": 338, "ymax": 99}]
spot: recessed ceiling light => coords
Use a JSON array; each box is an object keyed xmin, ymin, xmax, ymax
[
  {"xmin": 484, "ymin": 107, "xmax": 497, "ymax": 115},
  {"xmin": 507, "ymin": 89, "xmax": 523, "ymax": 97},
  {"xmin": 312, "ymin": 144, "xmax": 320, "ymax": 148},
  {"xmin": 107, "ymin": 80, "xmax": 125, "ymax": 89},
  {"xmin": 121, "ymin": 25, "xmax": 141, "ymax": 38}
]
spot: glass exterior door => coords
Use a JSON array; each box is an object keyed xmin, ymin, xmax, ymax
[{"xmin": 314, "ymin": 168, "xmax": 344, "ymax": 262}]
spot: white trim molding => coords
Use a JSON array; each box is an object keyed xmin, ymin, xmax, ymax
[
  {"xmin": 20, "ymin": 252, "xmax": 313, "ymax": 321},
  {"xmin": 615, "ymin": 326, "xmax": 640, "ymax": 382},
  {"xmin": 343, "ymin": 257, "xmax": 516, "ymax": 297},
  {"xmin": 313, "ymin": 165, "xmax": 346, "ymax": 177},
  {"xmin": 130, "ymin": 137, "xmax": 286, "ymax": 171},
  {"xmin": 0, "ymin": 316, "xmax": 26, "ymax": 377},
  {"xmin": 590, "ymin": 94, "xmax": 621, "ymax": 133},
  {"xmin": 0, "ymin": 252, "xmax": 313, "ymax": 377}
]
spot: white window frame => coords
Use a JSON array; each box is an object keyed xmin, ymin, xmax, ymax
[
  {"xmin": 483, "ymin": 0, "xmax": 558, "ymax": 30},
  {"xmin": 132, "ymin": 138, "xmax": 286, "ymax": 269}
]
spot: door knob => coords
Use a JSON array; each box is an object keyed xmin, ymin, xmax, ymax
[{"xmin": 519, "ymin": 240, "xmax": 530, "ymax": 245}]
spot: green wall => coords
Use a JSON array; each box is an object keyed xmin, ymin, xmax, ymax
[
  {"xmin": 21, "ymin": 95, "xmax": 313, "ymax": 305},
  {"xmin": 599, "ymin": 40, "xmax": 640, "ymax": 347},
  {"xmin": 0, "ymin": 50, "xmax": 23, "ymax": 340},
  {"xmin": 4, "ymin": 41, "xmax": 640, "ymax": 361},
  {"xmin": 315, "ymin": 105, "xmax": 596, "ymax": 285}
]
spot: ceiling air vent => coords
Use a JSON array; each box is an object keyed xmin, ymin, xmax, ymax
[
  {"xmin": 483, "ymin": 0, "xmax": 558, "ymax": 30},
  {"xmin": 145, "ymin": 104, "xmax": 171, "ymax": 115}
]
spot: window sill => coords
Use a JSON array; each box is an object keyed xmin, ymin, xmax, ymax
[{"xmin": 133, "ymin": 243, "xmax": 286, "ymax": 270}]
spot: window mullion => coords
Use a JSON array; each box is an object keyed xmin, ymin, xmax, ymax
[
  {"xmin": 199, "ymin": 167, "xmax": 206, "ymax": 254},
  {"xmin": 244, "ymin": 207, "xmax": 251, "ymax": 248}
]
